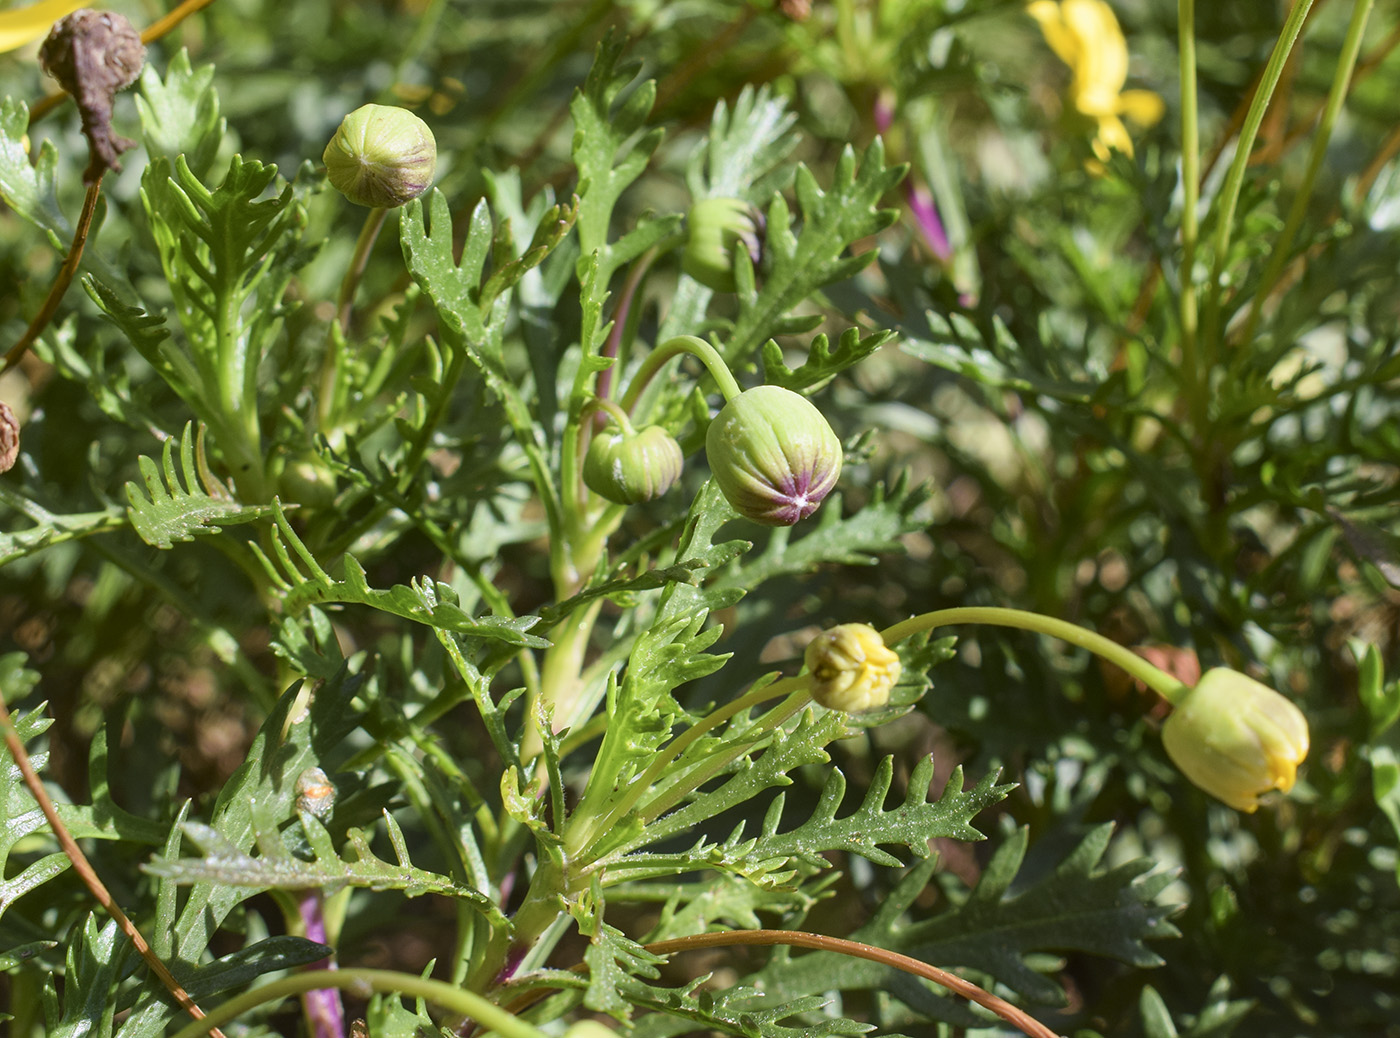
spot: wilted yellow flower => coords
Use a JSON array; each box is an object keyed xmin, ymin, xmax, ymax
[
  {"xmin": 804, "ymin": 623, "xmax": 902, "ymax": 713},
  {"xmin": 1027, "ymin": 0, "xmax": 1165, "ymax": 161},
  {"xmin": 0, "ymin": 0, "xmax": 89, "ymax": 53},
  {"xmin": 1161, "ymin": 668, "xmax": 1310, "ymax": 812}
]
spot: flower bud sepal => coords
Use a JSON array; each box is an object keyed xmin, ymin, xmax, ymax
[
  {"xmin": 1161, "ymin": 668, "xmax": 1310, "ymax": 813},
  {"xmin": 705, "ymin": 385, "xmax": 842, "ymax": 525},
  {"xmin": 323, "ymin": 104, "xmax": 437, "ymax": 209},
  {"xmin": 583, "ymin": 422, "xmax": 685, "ymax": 505},
  {"xmin": 683, "ymin": 197, "xmax": 763, "ymax": 292}
]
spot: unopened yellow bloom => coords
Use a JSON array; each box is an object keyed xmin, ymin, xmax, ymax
[
  {"xmin": 0, "ymin": 0, "xmax": 89, "ymax": 53},
  {"xmin": 805, "ymin": 623, "xmax": 902, "ymax": 713},
  {"xmin": 1028, "ymin": 0, "xmax": 1164, "ymax": 161},
  {"xmin": 1161, "ymin": 668, "xmax": 1310, "ymax": 812}
]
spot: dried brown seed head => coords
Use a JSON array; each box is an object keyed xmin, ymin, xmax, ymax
[{"xmin": 39, "ymin": 10, "xmax": 146, "ymax": 183}]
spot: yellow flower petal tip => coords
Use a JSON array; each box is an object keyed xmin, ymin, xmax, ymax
[
  {"xmin": 1162, "ymin": 668, "xmax": 1310, "ymax": 812},
  {"xmin": 0, "ymin": 0, "xmax": 90, "ymax": 54},
  {"xmin": 804, "ymin": 623, "xmax": 902, "ymax": 713},
  {"xmin": 1029, "ymin": 0, "xmax": 1162, "ymax": 160}
]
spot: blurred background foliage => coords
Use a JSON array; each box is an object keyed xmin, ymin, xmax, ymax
[{"xmin": 3, "ymin": 0, "xmax": 1400, "ymax": 1034}]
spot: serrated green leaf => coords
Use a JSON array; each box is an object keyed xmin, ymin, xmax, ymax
[
  {"xmin": 0, "ymin": 97, "xmax": 68, "ymax": 249},
  {"xmin": 0, "ymin": 481, "xmax": 126, "ymax": 567},
  {"xmin": 259, "ymin": 505, "xmax": 547, "ymax": 648},
  {"xmin": 725, "ymin": 140, "xmax": 905, "ymax": 364},
  {"xmin": 715, "ymin": 478, "xmax": 929, "ymax": 592},
  {"xmin": 144, "ymin": 813, "xmax": 505, "ymax": 924},
  {"xmin": 136, "ymin": 50, "xmax": 226, "ymax": 176},
  {"xmin": 123, "ymin": 424, "xmax": 274, "ymax": 548},
  {"xmin": 762, "ymin": 328, "xmax": 898, "ymax": 393}
]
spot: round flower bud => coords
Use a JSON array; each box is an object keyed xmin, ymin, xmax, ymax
[
  {"xmin": 682, "ymin": 197, "xmax": 763, "ymax": 292},
  {"xmin": 1161, "ymin": 668, "xmax": 1310, "ymax": 812},
  {"xmin": 805, "ymin": 623, "xmax": 901, "ymax": 712},
  {"xmin": 705, "ymin": 385, "xmax": 841, "ymax": 525},
  {"xmin": 584, "ymin": 424, "xmax": 684, "ymax": 505},
  {"xmin": 323, "ymin": 104, "xmax": 437, "ymax": 208}
]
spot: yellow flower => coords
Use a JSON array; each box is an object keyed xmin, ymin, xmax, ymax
[
  {"xmin": 0, "ymin": 0, "xmax": 90, "ymax": 54},
  {"xmin": 804, "ymin": 623, "xmax": 902, "ymax": 713},
  {"xmin": 1028, "ymin": 0, "xmax": 1165, "ymax": 161},
  {"xmin": 1161, "ymin": 668, "xmax": 1310, "ymax": 812}
]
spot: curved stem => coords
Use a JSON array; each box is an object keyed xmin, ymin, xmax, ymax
[
  {"xmin": 167, "ymin": 969, "xmax": 547, "ymax": 1038},
  {"xmin": 618, "ymin": 334, "xmax": 743, "ymax": 416},
  {"xmin": 1, "ymin": 178, "xmax": 102, "ymax": 376},
  {"xmin": 644, "ymin": 930, "xmax": 1061, "ymax": 1038},
  {"xmin": 879, "ymin": 607, "xmax": 1188, "ymax": 704},
  {"xmin": 1238, "ymin": 0, "xmax": 1374, "ymax": 349},
  {"xmin": 1200, "ymin": 0, "xmax": 1315, "ymax": 356}
]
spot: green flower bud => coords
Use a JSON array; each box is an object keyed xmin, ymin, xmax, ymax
[
  {"xmin": 705, "ymin": 385, "xmax": 841, "ymax": 525},
  {"xmin": 682, "ymin": 197, "xmax": 763, "ymax": 292},
  {"xmin": 1161, "ymin": 668, "xmax": 1310, "ymax": 812},
  {"xmin": 583, "ymin": 424, "xmax": 685, "ymax": 505},
  {"xmin": 323, "ymin": 104, "xmax": 437, "ymax": 208},
  {"xmin": 805, "ymin": 623, "xmax": 901, "ymax": 712}
]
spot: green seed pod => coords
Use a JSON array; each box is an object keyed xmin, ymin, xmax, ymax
[
  {"xmin": 682, "ymin": 197, "xmax": 763, "ymax": 292},
  {"xmin": 705, "ymin": 385, "xmax": 841, "ymax": 525},
  {"xmin": 323, "ymin": 104, "xmax": 437, "ymax": 208},
  {"xmin": 805, "ymin": 623, "xmax": 901, "ymax": 712},
  {"xmin": 1162, "ymin": 668, "xmax": 1309, "ymax": 812},
  {"xmin": 584, "ymin": 424, "xmax": 685, "ymax": 505}
]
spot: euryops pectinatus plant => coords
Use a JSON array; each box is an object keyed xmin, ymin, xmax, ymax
[{"xmin": 1, "ymin": 0, "xmax": 1397, "ymax": 1036}]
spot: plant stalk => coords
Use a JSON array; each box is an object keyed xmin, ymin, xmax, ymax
[{"xmin": 879, "ymin": 607, "xmax": 1188, "ymax": 704}]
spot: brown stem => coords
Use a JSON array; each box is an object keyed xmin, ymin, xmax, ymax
[
  {"xmin": 644, "ymin": 930, "xmax": 1062, "ymax": 1038},
  {"xmin": 0, "ymin": 687, "xmax": 225, "ymax": 1037},
  {"xmin": 140, "ymin": 0, "xmax": 219, "ymax": 44},
  {"xmin": 1, "ymin": 178, "xmax": 103, "ymax": 376}
]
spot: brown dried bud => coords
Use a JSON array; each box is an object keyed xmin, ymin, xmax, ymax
[
  {"xmin": 0, "ymin": 401, "xmax": 19, "ymax": 474},
  {"xmin": 39, "ymin": 10, "xmax": 146, "ymax": 183}
]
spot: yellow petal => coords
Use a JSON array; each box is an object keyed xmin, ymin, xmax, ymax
[
  {"xmin": 1064, "ymin": 0, "xmax": 1129, "ymax": 107},
  {"xmin": 0, "ymin": 0, "xmax": 89, "ymax": 53},
  {"xmin": 1028, "ymin": 1, "xmax": 1083, "ymax": 68},
  {"xmin": 1118, "ymin": 88, "xmax": 1166, "ymax": 127},
  {"xmin": 1094, "ymin": 113, "xmax": 1134, "ymax": 158}
]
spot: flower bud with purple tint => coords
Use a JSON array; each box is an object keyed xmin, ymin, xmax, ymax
[{"xmin": 705, "ymin": 385, "xmax": 841, "ymax": 525}]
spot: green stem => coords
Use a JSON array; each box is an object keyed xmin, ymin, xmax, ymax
[
  {"xmin": 581, "ymin": 396, "xmax": 637, "ymax": 434},
  {"xmin": 318, "ymin": 205, "xmax": 389, "ymax": 432},
  {"xmin": 618, "ymin": 334, "xmax": 743, "ymax": 416},
  {"xmin": 1177, "ymin": 0, "xmax": 1202, "ymax": 418},
  {"xmin": 1238, "ymin": 0, "xmax": 1374, "ymax": 349},
  {"xmin": 879, "ymin": 607, "xmax": 1189, "ymax": 704},
  {"xmin": 166, "ymin": 969, "xmax": 547, "ymax": 1038},
  {"xmin": 1200, "ymin": 0, "xmax": 1315, "ymax": 357}
]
